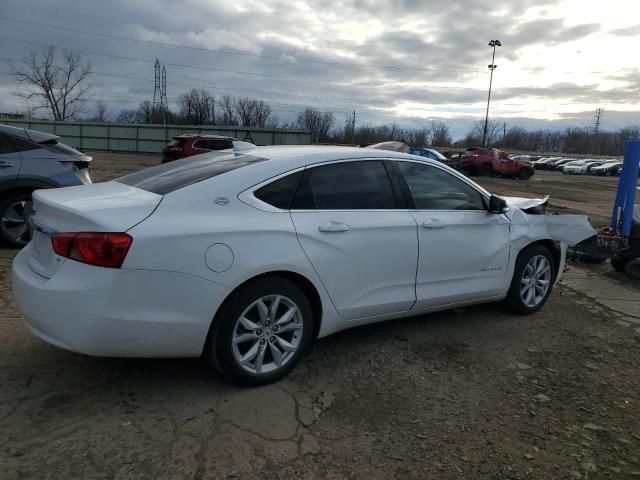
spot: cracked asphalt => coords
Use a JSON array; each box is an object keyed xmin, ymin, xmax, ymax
[{"xmin": 1, "ymin": 153, "xmax": 640, "ymax": 479}]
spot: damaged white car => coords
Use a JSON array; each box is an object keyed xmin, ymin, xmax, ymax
[{"xmin": 12, "ymin": 144, "xmax": 596, "ymax": 385}]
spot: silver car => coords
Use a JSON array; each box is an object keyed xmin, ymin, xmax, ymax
[{"xmin": 0, "ymin": 125, "xmax": 92, "ymax": 247}]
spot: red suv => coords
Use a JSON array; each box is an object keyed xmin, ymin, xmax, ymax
[
  {"xmin": 460, "ymin": 147, "xmax": 534, "ymax": 180},
  {"xmin": 161, "ymin": 135, "xmax": 237, "ymax": 163}
]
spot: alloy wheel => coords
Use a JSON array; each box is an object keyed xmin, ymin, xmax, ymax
[
  {"xmin": 1, "ymin": 200, "xmax": 32, "ymax": 246},
  {"xmin": 520, "ymin": 255, "xmax": 552, "ymax": 308},
  {"xmin": 231, "ymin": 295, "xmax": 303, "ymax": 375}
]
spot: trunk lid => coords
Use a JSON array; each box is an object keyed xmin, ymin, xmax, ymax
[
  {"xmin": 31, "ymin": 181, "xmax": 162, "ymax": 232},
  {"xmin": 27, "ymin": 182, "xmax": 161, "ymax": 278}
]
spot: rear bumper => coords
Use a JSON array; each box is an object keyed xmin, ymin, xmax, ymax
[{"xmin": 12, "ymin": 245, "xmax": 229, "ymax": 357}]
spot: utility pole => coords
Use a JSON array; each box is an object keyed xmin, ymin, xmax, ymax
[
  {"xmin": 352, "ymin": 110, "xmax": 356, "ymax": 145},
  {"xmin": 483, "ymin": 40, "xmax": 501, "ymax": 148},
  {"xmin": 503, "ymin": 121, "xmax": 507, "ymax": 145}
]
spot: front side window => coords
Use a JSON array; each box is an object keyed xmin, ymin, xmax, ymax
[
  {"xmin": 395, "ymin": 161, "xmax": 485, "ymax": 211},
  {"xmin": 292, "ymin": 160, "xmax": 396, "ymax": 210}
]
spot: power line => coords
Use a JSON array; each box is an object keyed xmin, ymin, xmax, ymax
[
  {"xmin": 0, "ymin": 16, "xmax": 484, "ymax": 74},
  {"xmin": 0, "ymin": 36, "xmax": 462, "ymax": 88}
]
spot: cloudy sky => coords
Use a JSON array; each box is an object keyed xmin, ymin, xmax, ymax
[{"xmin": 1, "ymin": 0, "xmax": 639, "ymax": 138}]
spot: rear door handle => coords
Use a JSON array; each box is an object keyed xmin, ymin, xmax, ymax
[
  {"xmin": 318, "ymin": 222, "xmax": 350, "ymax": 233},
  {"xmin": 422, "ymin": 219, "xmax": 446, "ymax": 229},
  {"xmin": 0, "ymin": 162, "xmax": 14, "ymax": 168}
]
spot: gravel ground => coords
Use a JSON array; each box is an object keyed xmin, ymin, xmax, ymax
[{"xmin": 1, "ymin": 151, "xmax": 639, "ymax": 479}]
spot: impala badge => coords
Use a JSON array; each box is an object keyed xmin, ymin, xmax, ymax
[{"xmin": 214, "ymin": 197, "xmax": 230, "ymax": 206}]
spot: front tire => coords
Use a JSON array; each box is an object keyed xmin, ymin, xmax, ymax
[
  {"xmin": 505, "ymin": 244, "xmax": 555, "ymax": 315},
  {"xmin": 208, "ymin": 277, "xmax": 314, "ymax": 386},
  {"xmin": 0, "ymin": 192, "xmax": 33, "ymax": 247}
]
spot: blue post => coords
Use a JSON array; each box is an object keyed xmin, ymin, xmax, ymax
[{"xmin": 610, "ymin": 140, "xmax": 640, "ymax": 236}]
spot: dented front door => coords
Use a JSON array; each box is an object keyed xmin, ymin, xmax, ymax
[{"xmin": 411, "ymin": 210, "xmax": 511, "ymax": 309}]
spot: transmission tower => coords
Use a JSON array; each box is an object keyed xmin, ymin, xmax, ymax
[
  {"xmin": 161, "ymin": 65, "xmax": 167, "ymax": 124},
  {"xmin": 593, "ymin": 108, "xmax": 603, "ymax": 134},
  {"xmin": 152, "ymin": 58, "xmax": 162, "ymax": 117}
]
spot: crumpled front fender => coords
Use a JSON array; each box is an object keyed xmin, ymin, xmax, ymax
[{"xmin": 507, "ymin": 208, "xmax": 597, "ymax": 249}]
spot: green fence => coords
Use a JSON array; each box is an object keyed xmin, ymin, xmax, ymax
[{"xmin": 0, "ymin": 120, "xmax": 312, "ymax": 153}]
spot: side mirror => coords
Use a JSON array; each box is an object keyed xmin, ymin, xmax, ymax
[{"xmin": 488, "ymin": 195, "xmax": 508, "ymax": 214}]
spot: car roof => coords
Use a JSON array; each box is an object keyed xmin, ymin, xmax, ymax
[
  {"xmin": 0, "ymin": 124, "xmax": 59, "ymax": 143},
  {"xmin": 241, "ymin": 144, "xmax": 434, "ymax": 167},
  {"xmin": 175, "ymin": 134, "xmax": 236, "ymax": 140}
]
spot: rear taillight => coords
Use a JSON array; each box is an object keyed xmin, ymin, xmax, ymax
[
  {"xmin": 170, "ymin": 146, "xmax": 183, "ymax": 152},
  {"xmin": 51, "ymin": 232, "xmax": 133, "ymax": 268}
]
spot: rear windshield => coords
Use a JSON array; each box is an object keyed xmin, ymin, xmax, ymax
[
  {"xmin": 167, "ymin": 138, "xmax": 187, "ymax": 147},
  {"xmin": 116, "ymin": 151, "xmax": 266, "ymax": 195}
]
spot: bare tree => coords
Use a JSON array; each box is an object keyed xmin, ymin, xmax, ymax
[
  {"xmin": 430, "ymin": 121, "xmax": 452, "ymax": 147},
  {"xmin": 217, "ymin": 95, "xmax": 238, "ymax": 125},
  {"xmin": 134, "ymin": 101, "xmax": 155, "ymax": 123},
  {"xmin": 465, "ymin": 120, "xmax": 501, "ymax": 146},
  {"xmin": 296, "ymin": 107, "xmax": 334, "ymax": 143},
  {"xmin": 116, "ymin": 109, "xmax": 138, "ymax": 124},
  {"xmin": 235, "ymin": 97, "xmax": 272, "ymax": 127},
  {"xmin": 89, "ymin": 100, "xmax": 108, "ymax": 122},
  {"xmin": 9, "ymin": 46, "xmax": 92, "ymax": 120},
  {"xmin": 179, "ymin": 89, "xmax": 214, "ymax": 125}
]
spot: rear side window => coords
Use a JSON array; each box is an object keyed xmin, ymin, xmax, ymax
[
  {"xmin": 5, "ymin": 134, "xmax": 40, "ymax": 152},
  {"xmin": 395, "ymin": 161, "xmax": 485, "ymax": 211},
  {"xmin": 254, "ymin": 171, "xmax": 303, "ymax": 209},
  {"xmin": 292, "ymin": 160, "xmax": 396, "ymax": 210},
  {"xmin": 0, "ymin": 134, "xmax": 15, "ymax": 154},
  {"xmin": 116, "ymin": 151, "xmax": 266, "ymax": 195}
]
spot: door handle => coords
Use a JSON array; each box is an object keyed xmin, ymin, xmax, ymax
[
  {"xmin": 0, "ymin": 162, "xmax": 14, "ymax": 168},
  {"xmin": 318, "ymin": 222, "xmax": 350, "ymax": 233},
  {"xmin": 422, "ymin": 219, "xmax": 446, "ymax": 229}
]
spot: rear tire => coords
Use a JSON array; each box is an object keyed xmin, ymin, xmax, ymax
[
  {"xmin": 0, "ymin": 192, "xmax": 33, "ymax": 248},
  {"xmin": 519, "ymin": 168, "xmax": 532, "ymax": 180},
  {"xmin": 624, "ymin": 259, "xmax": 640, "ymax": 280},
  {"xmin": 479, "ymin": 163, "xmax": 493, "ymax": 177},
  {"xmin": 207, "ymin": 277, "xmax": 314, "ymax": 386},
  {"xmin": 505, "ymin": 244, "xmax": 555, "ymax": 315}
]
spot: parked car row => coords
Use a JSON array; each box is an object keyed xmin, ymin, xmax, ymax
[{"xmin": 532, "ymin": 156, "xmax": 624, "ymax": 176}]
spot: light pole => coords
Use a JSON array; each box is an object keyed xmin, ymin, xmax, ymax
[{"xmin": 482, "ymin": 39, "xmax": 501, "ymax": 148}]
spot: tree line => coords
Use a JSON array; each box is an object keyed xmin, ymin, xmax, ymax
[{"xmin": 463, "ymin": 120, "xmax": 638, "ymax": 156}]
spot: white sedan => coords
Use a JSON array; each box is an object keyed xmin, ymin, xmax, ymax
[{"xmin": 12, "ymin": 144, "xmax": 595, "ymax": 385}]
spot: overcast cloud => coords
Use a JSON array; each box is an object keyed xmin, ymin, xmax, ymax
[{"xmin": 1, "ymin": 0, "xmax": 638, "ymax": 138}]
